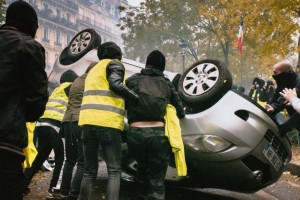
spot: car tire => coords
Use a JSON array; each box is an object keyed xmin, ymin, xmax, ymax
[
  {"xmin": 178, "ymin": 58, "xmax": 232, "ymax": 112},
  {"xmin": 59, "ymin": 29, "xmax": 101, "ymax": 65},
  {"xmin": 171, "ymin": 73, "xmax": 181, "ymax": 91}
]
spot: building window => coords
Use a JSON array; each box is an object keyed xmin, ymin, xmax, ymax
[
  {"xmin": 67, "ymin": 34, "xmax": 72, "ymax": 45},
  {"xmin": 42, "ymin": 27, "xmax": 49, "ymax": 42},
  {"xmin": 66, "ymin": 13, "xmax": 70, "ymax": 23},
  {"xmin": 45, "ymin": 51, "xmax": 48, "ymax": 64},
  {"xmin": 91, "ymin": 13, "xmax": 95, "ymax": 25},
  {"xmin": 100, "ymin": 0, "xmax": 106, "ymax": 7},
  {"xmin": 56, "ymin": 9, "xmax": 61, "ymax": 18},
  {"xmin": 110, "ymin": 5, "xmax": 115, "ymax": 15},
  {"xmin": 55, "ymin": 31, "xmax": 61, "ymax": 46},
  {"xmin": 44, "ymin": 3, "xmax": 48, "ymax": 10}
]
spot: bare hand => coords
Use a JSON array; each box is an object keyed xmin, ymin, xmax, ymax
[
  {"xmin": 264, "ymin": 104, "xmax": 274, "ymax": 112},
  {"xmin": 279, "ymin": 88, "xmax": 297, "ymax": 101}
]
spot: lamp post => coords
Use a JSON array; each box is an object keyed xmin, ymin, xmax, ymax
[{"xmin": 179, "ymin": 39, "xmax": 188, "ymax": 73}]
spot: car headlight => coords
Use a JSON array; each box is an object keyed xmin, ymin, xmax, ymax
[{"xmin": 185, "ymin": 135, "xmax": 232, "ymax": 153}]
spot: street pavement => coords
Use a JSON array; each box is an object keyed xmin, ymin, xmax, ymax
[{"xmin": 24, "ymin": 160, "xmax": 300, "ymax": 200}]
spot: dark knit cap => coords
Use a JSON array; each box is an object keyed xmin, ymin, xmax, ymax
[
  {"xmin": 145, "ymin": 50, "xmax": 166, "ymax": 72},
  {"xmin": 60, "ymin": 70, "xmax": 78, "ymax": 84},
  {"xmin": 5, "ymin": 0, "xmax": 38, "ymax": 38},
  {"xmin": 252, "ymin": 77, "xmax": 265, "ymax": 88},
  {"xmin": 97, "ymin": 42, "xmax": 122, "ymax": 61},
  {"xmin": 266, "ymin": 80, "xmax": 274, "ymax": 87}
]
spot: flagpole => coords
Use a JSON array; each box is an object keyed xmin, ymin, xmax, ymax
[
  {"xmin": 238, "ymin": 19, "xmax": 244, "ymax": 85},
  {"xmin": 240, "ymin": 54, "xmax": 243, "ymax": 85}
]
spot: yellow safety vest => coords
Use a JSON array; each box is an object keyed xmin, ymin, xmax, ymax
[
  {"xmin": 79, "ymin": 59, "xmax": 125, "ymax": 131},
  {"xmin": 40, "ymin": 82, "xmax": 71, "ymax": 121},
  {"xmin": 23, "ymin": 122, "xmax": 37, "ymax": 168},
  {"xmin": 252, "ymin": 89, "xmax": 266, "ymax": 107},
  {"xmin": 164, "ymin": 104, "xmax": 187, "ymax": 176}
]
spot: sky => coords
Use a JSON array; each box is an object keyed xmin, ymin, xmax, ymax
[{"xmin": 127, "ymin": 0, "xmax": 144, "ymax": 6}]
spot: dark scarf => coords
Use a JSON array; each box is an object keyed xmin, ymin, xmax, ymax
[{"xmin": 272, "ymin": 71, "xmax": 297, "ymax": 88}]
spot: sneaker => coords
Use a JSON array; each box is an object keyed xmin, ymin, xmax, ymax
[
  {"xmin": 46, "ymin": 193, "xmax": 68, "ymax": 200},
  {"xmin": 42, "ymin": 160, "xmax": 54, "ymax": 171},
  {"xmin": 47, "ymin": 187, "xmax": 61, "ymax": 197}
]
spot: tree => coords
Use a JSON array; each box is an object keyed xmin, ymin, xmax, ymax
[
  {"xmin": 119, "ymin": 0, "xmax": 209, "ymax": 73},
  {"xmin": 119, "ymin": 0, "xmax": 300, "ymax": 84}
]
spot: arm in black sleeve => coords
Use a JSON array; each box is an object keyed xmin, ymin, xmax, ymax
[
  {"xmin": 166, "ymin": 78, "xmax": 185, "ymax": 119},
  {"xmin": 106, "ymin": 62, "xmax": 139, "ymax": 102},
  {"xmin": 270, "ymin": 87, "xmax": 285, "ymax": 113},
  {"xmin": 248, "ymin": 88, "xmax": 254, "ymax": 97},
  {"xmin": 21, "ymin": 41, "xmax": 49, "ymax": 122}
]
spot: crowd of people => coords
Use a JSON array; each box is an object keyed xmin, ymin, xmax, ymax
[
  {"xmin": 247, "ymin": 60, "xmax": 300, "ymax": 144},
  {"xmin": 0, "ymin": 1, "xmax": 186, "ymax": 200},
  {"xmin": 1, "ymin": 1, "xmax": 300, "ymax": 200}
]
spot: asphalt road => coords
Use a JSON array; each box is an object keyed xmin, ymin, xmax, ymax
[{"xmin": 24, "ymin": 161, "xmax": 300, "ymax": 200}]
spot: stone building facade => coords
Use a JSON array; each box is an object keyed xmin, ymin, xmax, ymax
[{"xmin": 6, "ymin": 0, "xmax": 129, "ymax": 75}]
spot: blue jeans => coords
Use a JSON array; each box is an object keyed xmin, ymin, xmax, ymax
[
  {"xmin": 60, "ymin": 121, "xmax": 84, "ymax": 198},
  {"xmin": 80, "ymin": 125, "xmax": 122, "ymax": 200}
]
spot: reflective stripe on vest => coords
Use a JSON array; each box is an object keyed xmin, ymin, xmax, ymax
[
  {"xmin": 40, "ymin": 82, "xmax": 71, "ymax": 121},
  {"xmin": 79, "ymin": 59, "xmax": 125, "ymax": 130}
]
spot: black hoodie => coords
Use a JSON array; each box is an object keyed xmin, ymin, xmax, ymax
[{"xmin": 0, "ymin": 1, "xmax": 48, "ymax": 156}]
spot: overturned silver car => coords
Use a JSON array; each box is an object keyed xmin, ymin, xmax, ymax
[{"xmin": 48, "ymin": 29, "xmax": 292, "ymax": 193}]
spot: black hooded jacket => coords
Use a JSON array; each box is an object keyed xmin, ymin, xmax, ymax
[
  {"xmin": 270, "ymin": 71, "xmax": 300, "ymax": 131},
  {"xmin": 0, "ymin": 1, "xmax": 48, "ymax": 156},
  {"xmin": 0, "ymin": 28, "xmax": 48, "ymax": 156},
  {"xmin": 125, "ymin": 68, "xmax": 185, "ymax": 124},
  {"xmin": 270, "ymin": 72, "xmax": 300, "ymax": 115}
]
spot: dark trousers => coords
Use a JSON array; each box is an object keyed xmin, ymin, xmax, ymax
[
  {"xmin": 127, "ymin": 127, "xmax": 171, "ymax": 200},
  {"xmin": 60, "ymin": 121, "xmax": 84, "ymax": 199},
  {"xmin": 80, "ymin": 125, "xmax": 122, "ymax": 200},
  {"xmin": 24, "ymin": 125, "xmax": 64, "ymax": 189},
  {"xmin": 0, "ymin": 151, "xmax": 25, "ymax": 200}
]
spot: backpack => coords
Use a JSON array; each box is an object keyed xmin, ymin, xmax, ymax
[{"xmin": 137, "ymin": 75, "xmax": 170, "ymax": 120}]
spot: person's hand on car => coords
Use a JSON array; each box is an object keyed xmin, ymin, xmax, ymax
[{"xmin": 264, "ymin": 104, "xmax": 274, "ymax": 112}]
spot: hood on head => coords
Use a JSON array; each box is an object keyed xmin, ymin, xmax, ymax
[
  {"xmin": 97, "ymin": 42, "xmax": 122, "ymax": 61},
  {"xmin": 252, "ymin": 77, "xmax": 264, "ymax": 88},
  {"xmin": 5, "ymin": 0, "xmax": 38, "ymax": 38},
  {"xmin": 145, "ymin": 50, "xmax": 166, "ymax": 72},
  {"xmin": 266, "ymin": 80, "xmax": 274, "ymax": 87},
  {"xmin": 60, "ymin": 70, "xmax": 78, "ymax": 83}
]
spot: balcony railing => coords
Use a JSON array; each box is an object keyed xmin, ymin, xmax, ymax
[{"xmin": 37, "ymin": 8, "xmax": 78, "ymax": 30}]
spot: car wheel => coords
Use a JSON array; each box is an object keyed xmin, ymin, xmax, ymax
[
  {"xmin": 178, "ymin": 58, "xmax": 232, "ymax": 112},
  {"xmin": 60, "ymin": 29, "xmax": 101, "ymax": 65}
]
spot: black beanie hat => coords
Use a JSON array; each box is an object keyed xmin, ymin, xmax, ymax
[
  {"xmin": 97, "ymin": 42, "xmax": 122, "ymax": 61},
  {"xmin": 60, "ymin": 70, "xmax": 78, "ymax": 84},
  {"xmin": 266, "ymin": 80, "xmax": 274, "ymax": 87},
  {"xmin": 145, "ymin": 50, "xmax": 166, "ymax": 72},
  {"xmin": 5, "ymin": 0, "xmax": 38, "ymax": 38}
]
